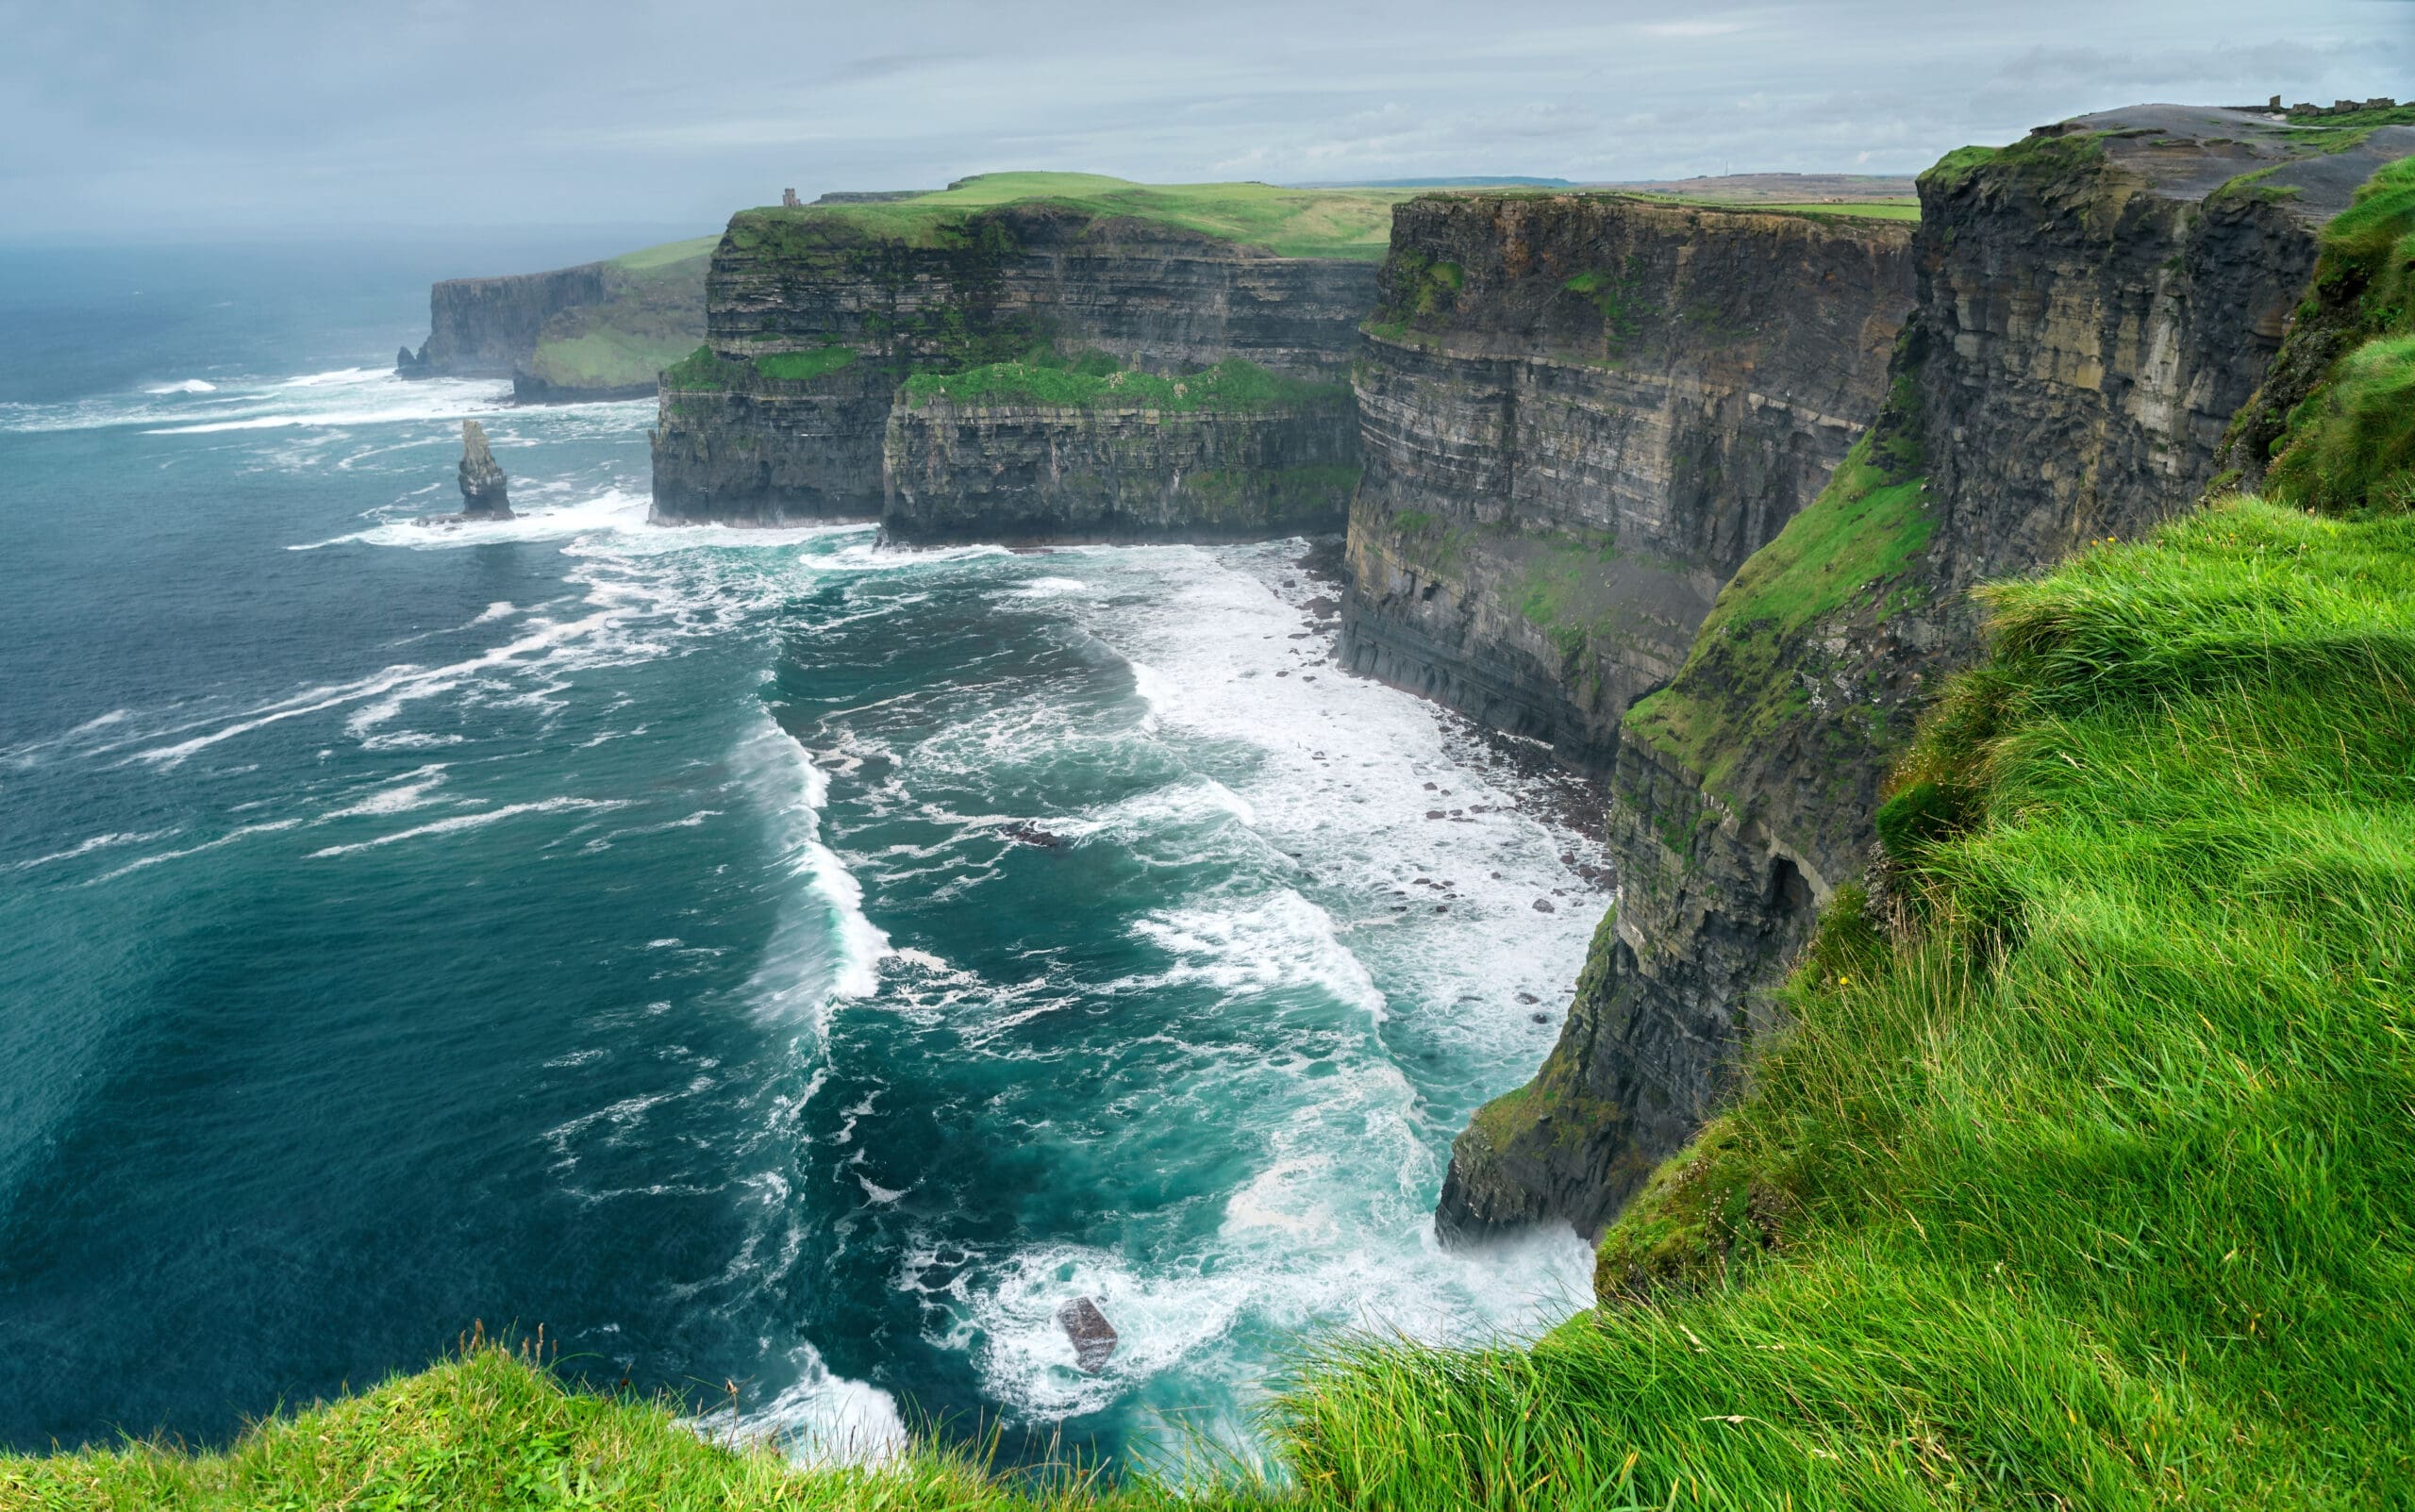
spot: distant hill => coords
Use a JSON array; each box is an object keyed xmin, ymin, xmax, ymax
[
  {"xmin": 1288, "ymin": 175, "xmax": 1575, "ymax": 189},
  {"xmin": 1585, "ymin": 172, "xmax": 1918, "ymax": 202}
]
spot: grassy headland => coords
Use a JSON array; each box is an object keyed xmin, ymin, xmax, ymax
[{"xmin": 749, "ymin": 173, "xmax": 1414, "ymax": 261}]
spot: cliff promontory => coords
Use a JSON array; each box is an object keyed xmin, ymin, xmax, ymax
[
  {"xmin": 398, "ymin": 236, "xmax": 715, "ymax": 402},
  {"xmin": 1341, "ymin": 195, "xmax": 1915, "ymax": 767},
  {"xmin": 648, "ymin": 174, "xmax": 1397, "ymax": 533},
  {"xmin": 1437, "ymin": 104, "xmax": 2415, "ymax": 1242}
]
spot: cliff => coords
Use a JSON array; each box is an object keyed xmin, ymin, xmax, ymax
[
  {"xmin": 1438, "ymin": 105, "xmax": 2415, "ymax": 1242},
  {"xmin": 398, "ymin": 236, "xmax": 714, "ymax": 401},
  {"xmin": 403, "ymin": 262, "xmax": 609, "ymax": 377},
  {"xmin": 1341, "ymin": 196, "xmax": 1914, "ymax": 768},
  {"xmin": 650, "ymin": 184, "xmax": 1383, "ymax": 528},
  {"xmin": 883, "ymin": 390, "xmax": 1357, "ymax": 546}
]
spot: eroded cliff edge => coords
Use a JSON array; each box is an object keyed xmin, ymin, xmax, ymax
[
  {"xmin": 1439, "ymin": 105, "xmax": 2415, "ymax": 1242},
  {"xmin": 1341, "ymin": 196, "xmax": 1914, "ymax": 767},
  {"xmin": 649, "ymin": 202, "xmax": 1374, "ymax": 532}
]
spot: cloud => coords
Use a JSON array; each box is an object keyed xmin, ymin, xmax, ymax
[{"xmin": 0, "ymin": 0, "xmax": 2407, "ymax": 235}]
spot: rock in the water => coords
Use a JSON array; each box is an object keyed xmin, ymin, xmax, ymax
[
  {"xmin": 1056, "ymin": 1296, "xmax": 1117, "ymax": 1373},
  {"xmin": 1002, "ymin": 822, "xmax": 1065, "ymax": 850},
  {"xmin": 458, "ymin": 419, "xmax": 511, "ymax": 518},
  {"xmin": 394, "ymin": 342, "xmax": 430, "ymax": 378}
]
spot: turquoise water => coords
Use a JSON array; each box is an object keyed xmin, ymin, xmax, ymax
[{"xmin": 0, "ymin": 242, "xmax": 1600, "ymax": 1465}]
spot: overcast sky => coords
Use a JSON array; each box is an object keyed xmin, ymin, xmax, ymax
[{"xmin": 4, "ymin": 0, "xmax": 2408, "ymax": 238}]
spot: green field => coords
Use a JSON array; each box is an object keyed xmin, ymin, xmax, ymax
[
  {"xmin": 1625, "ymin": 192, "xmax": 1923, "ymax": 221},
  {"xmin": 748, "ymin": 172, "xmax": 1416, "ymax": 260}
]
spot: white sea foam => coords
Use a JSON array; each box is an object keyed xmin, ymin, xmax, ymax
[
  {"xmin": 874, "ymin": 538, "xmax": 1609, "ymax": 1428},
  {"xmin": 732, "ymin": 714, "xmax": 891, "ymax": 1025},
  {"xmin": 143, "ymin": 378, "xmax": 218, "ymax": 394},
  {"xmin": 319, "ymin": 766, "xmax": 449, "ymax": 820},
  {"xmin": 92, "ymin": 819, "xmax": 307, "ymax": 883},
  {"xmin": 690, "ymin": 1343, "xmax": 907, "ymax": 1466},
  {"xmin": 8, "ymin": 829, "xmax": 176, "ymax": 872},
  {"xmin": 306, "ymin": 797, "xmax": 624, "ymax": 857}
]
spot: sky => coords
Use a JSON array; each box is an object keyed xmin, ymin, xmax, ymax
[{"xmin": 2, "ymin": 0, "xmax": 2408, "ymax": 239}]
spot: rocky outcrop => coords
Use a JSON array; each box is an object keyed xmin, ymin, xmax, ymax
[
  {"xmin": 1438, "ymin": 106, "xmax": 2415, "ymax": 1245},
  {"xmin": 650, "ymin": 203, "xmax": 1376, "ymax": 528},
  {"xmin": 1341, "ymin": 196, "xmax": 1915, "ymax": 769},
  {"xmin": 457, "ymin": 420, "xmax": 510, "ymax": 517},
  {"xmin": 650, "ymin": 362, "xmax": 899, "ymax": 523},
  {"xmin": 881, "ymin": 394, "xmax": 1357, "ymax": 544}
]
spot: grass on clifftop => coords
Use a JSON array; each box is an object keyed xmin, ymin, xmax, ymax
[
  {"xmin": 1278, "ymin": 494, "xmax": 2415, "ymax": 1507},
  {"xmin": 0, "ymin": 1338, "xmax": 1263, "ymax": 1511},
  {"xmin": 2263, "ymin": 154, "xmax": 2415, "ymax": 513},
  {"xmin": 748, "ymin": 173, "xmax": 1412, "ymax": 260},
  {"xmin": 1624, "ymin": 193, "xmax": 1921, "ymax": 222}
]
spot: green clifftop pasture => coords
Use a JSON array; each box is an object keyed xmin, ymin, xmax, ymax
[{"xmin": 741, "ymin": 173, "xmax": 1415, "ymax": 261}]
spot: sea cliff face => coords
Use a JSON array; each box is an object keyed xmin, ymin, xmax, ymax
[
  {"xmin": 1438, "ymin": 106, "xmax": 2415, "ymax": 1244},
  {"xmin": 650, "ymin": 205, "xmax": 1376, "ymax": 527},
  {"xmin": 1341, "ymin": 196, "xmax": 1914, "ymax": 768},
  {"xmin": 882, "ymin": 394, "xmax": 1358, "ymax": 545}
]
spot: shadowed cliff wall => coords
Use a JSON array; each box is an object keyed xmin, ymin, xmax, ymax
[
  {"xmin": 651, "ymin": 204, "xmax": 1375, "ymax": 527},
  {"xmin": 1341, "ymin": 195, "xmax": 1915, "ymax": 769}
]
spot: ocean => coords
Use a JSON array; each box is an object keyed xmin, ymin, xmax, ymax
[{"xmin": 0, "ymin": 236, "xmax": 1600, "ymax": 1466}]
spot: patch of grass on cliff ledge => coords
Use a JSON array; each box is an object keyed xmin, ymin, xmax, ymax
[
  {"xmin": 1626, "ymin": 428, "xmax": 1932, "ymax": 795},
  {"xmin": 903, "ymin": 354, "xmax": 1344, "ymax": 413},
  {"xmin": 1277, "ymin": 494, "xmax": 2415, "ymax": 1507}
]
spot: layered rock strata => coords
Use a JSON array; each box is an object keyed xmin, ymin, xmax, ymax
[
  {"xmin": 1439, "ymin": 106, "xmax": 2415, "ymax": 1244},
  {"xmin": 1341, "ymin": 196, "xmax": 1915, "ymax": 769},
  {"xmin": 882, "ymin": 395, "xmax": 1357, "ymax": 544},
  {"xmin": 650, "ymin": 205, "xmax": 1376, "ymax": 526}
]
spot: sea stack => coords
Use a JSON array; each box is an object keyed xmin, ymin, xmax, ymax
[{"xmin": 458, "ymin": 419, "xmax": 511, "ymax": 518}]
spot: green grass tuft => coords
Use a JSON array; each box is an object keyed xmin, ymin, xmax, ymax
[
  {"xmin": 1626, "ymin": 429, "xmax": 1932, "ymax": 794},
  {"xmin": 2261, "ymin": 155, "xmax": 2415, "ymax": 513}
]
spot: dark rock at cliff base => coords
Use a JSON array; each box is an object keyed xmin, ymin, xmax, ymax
[
  {"xmin": 1056, "ymin": 1296, "xmax": 1117, "ymax": 1373},
  {"xmin": 458, "ymin": 420, "xmax": 511, "ymax": 518},
  {"xmin": 395, "ymin": 343, "xmax": 430, "ymax": 379}
]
